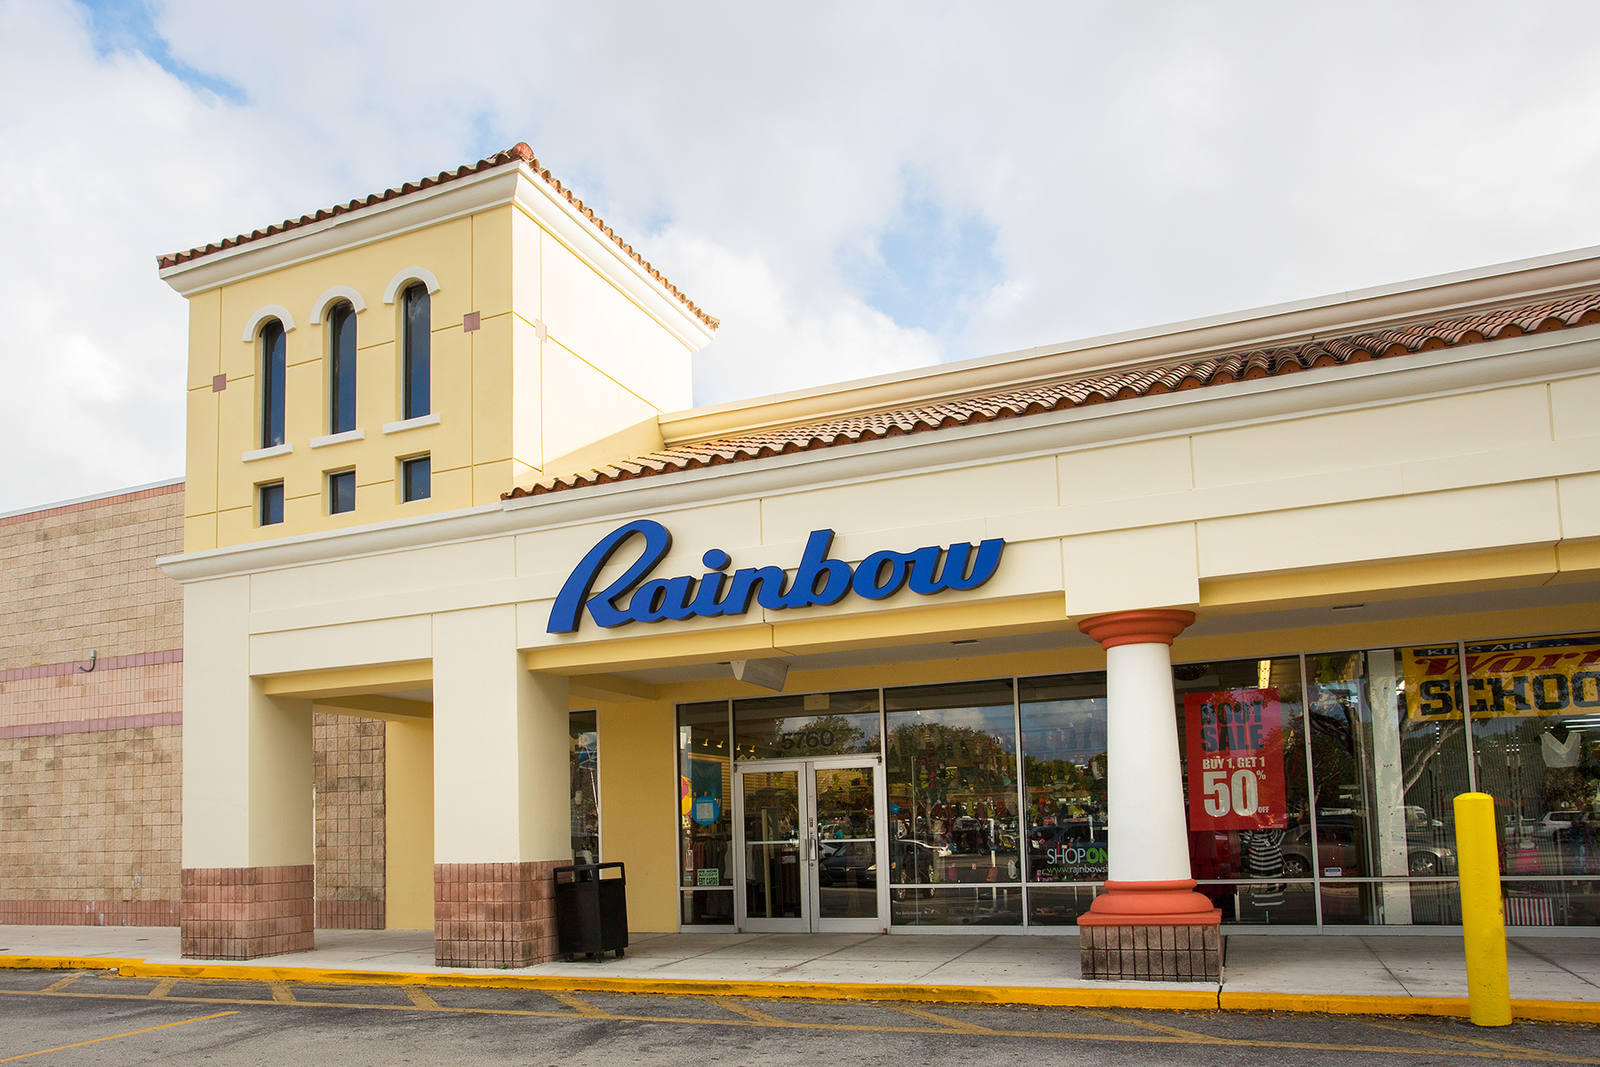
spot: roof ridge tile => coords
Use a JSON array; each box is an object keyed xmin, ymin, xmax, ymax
[{"xmin": 158, "ymin": 144, "xmax": 718, "ymax": 330}]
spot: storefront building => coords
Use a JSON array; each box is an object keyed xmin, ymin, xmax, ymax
[{"xmin": 137, "ymin": 145, "xmax": 1600, "ymax": 977}]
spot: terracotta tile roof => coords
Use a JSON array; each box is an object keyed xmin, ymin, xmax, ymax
[
  {"xmin": 503, "ymin": 291, "xmax": 1600, "ymax": 501},
  {"xmin": 156, "ymin": 144, "xmax": 719, "ymax": 330}
]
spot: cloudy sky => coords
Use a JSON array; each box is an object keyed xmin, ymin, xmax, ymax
[{"xmin": 3, "ymin": 0, "xmax": 1599, "ymax": 512}]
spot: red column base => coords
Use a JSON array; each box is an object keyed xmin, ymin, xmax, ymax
[
  {"xmin": 1077, "ymin": 879, "xmax": 1221, "ymax": 927},
  {"xmin": 180, "ymin": 865, "xmax": 315, "ymax": 960},
  {"xmin": 434, "ymin": 860, "xmax": 562, "ymax": 968}
]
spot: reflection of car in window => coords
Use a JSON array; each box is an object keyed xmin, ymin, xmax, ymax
[
  {"xmin": 1537, "ymin": 811, "xmax": 1583, "ymax": 836},
  {"xmin": 1280, "ymin": 822, "xmax": 1456, "ymax": 878},
  {"xmin": 819, "ymin": 838, "xmax": 952, "ymax": 887}
]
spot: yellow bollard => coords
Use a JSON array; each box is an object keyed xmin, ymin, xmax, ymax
[{"xmin": 1454, "ymin": 791, "xmax": 1511, "ymax": 1026}]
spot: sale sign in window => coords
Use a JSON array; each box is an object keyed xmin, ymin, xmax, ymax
[{"xmin": 1185, "ymin": 688, "xmax": 1288, "ymax": 831}]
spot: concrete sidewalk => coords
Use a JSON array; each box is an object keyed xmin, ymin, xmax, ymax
[{"xmin": 1, "ymin": 925, "xmax": 1597, "ymax": 1020}]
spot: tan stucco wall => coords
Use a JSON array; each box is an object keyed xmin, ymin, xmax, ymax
[
  {"xmin": 384, "ymin": 716, "xmax": 434, "ymax": 930},
  {"xmin": 167, "ymin": 326, "xmax": 1600, "ymax": 930}
]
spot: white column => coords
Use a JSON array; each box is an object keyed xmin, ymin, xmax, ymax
[
  {"xmin": 1105, "ymin": 641, "xmax": 1194, "ymax": 883},
  {"xmin": 1078, "ymin": 608, "xmax": 1218, "ymax": 927},
  {"xmin": 432, "ymin": 605, "xmax": 570, "ymax": 864},
  {"xmin": 182, "ymin": 575, "xmax": 313, "ymax": 869}
]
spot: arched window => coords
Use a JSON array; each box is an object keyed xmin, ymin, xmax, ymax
[
  {"xmin": 401, "ymin": 283, "xmax": 430, "ymax": 419},
  {"xmin": 327, "ymin": 301, "xmax": 358, "ymax": 434},
  {"xmin": 260, "ymin": 319, "xmax": 287, "ymax": 448}
]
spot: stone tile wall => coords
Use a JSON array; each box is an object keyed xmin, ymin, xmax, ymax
[
  {"xmin": 0, "ymin": 724, "xmax": 181, "ymax": 921},
  {"xmin": 0, "ymin": 483, "xmax": 184, "ymax": 666},
  {"xmin": 314, "ymin": 713, "xmax": 386, "ymax": 929},
  {"xmin": 1, "ymin": 482, "xmax": 392, "ymax": 931},
  {"xmin": 180, "ymin": 865, "xmax": 315, "ymax": 959},
  {"xmin": 434, "ymin": 861, "xmax": 562, "ymax": 967}
]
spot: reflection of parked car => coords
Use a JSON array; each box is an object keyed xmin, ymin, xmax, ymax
[
  {"xmin": 892, "ymin": 838, "xmax": 951, "ymax": 883},
  {"xmin": 1281, "ymin": 823, "xmax": 1456, "ymax": 878},
  {"xmin": 819, "ymin": 838, "xmax": 953, "ymax": 887},
  {"xmin": 1536, "ymin": 811, "xmax": 1584, "ymax": 837},
  {"xmin": 818, "ymin": 841, "xmax": 876, "ymax": 886}
]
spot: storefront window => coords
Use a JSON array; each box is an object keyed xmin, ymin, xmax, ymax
[
  {"xmin": 885, "ymin": 679, "xmax": 1021, "ymax": 926},
  {"xmin": 1466, "ymin": 631, "xmax": 1600, "ymax": 926},
  {"xmin": 1018, "ymin": 672, "xmax": 1107, "ymax": 925},
  {"xmin": 1175, "ymin": 656, "xmax": 1313, "ymax": 924},
  {"xmin": 570, "ymin": 709, "xmax": 600, "ymax": 862},
  {"xmin": 1305, "ymin": 647, "xmax": 1471, "ymax": 925},
  {"xmin": 678, "ymin": 700, "xmax": 733, "ymax": 924},
  {"xmin": 733, "ymin": 690, "xmax": 881, "ymax": 760}
]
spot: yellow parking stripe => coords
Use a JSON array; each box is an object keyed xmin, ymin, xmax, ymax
[
  {"xmin": 1075, "ymin": 1007, "xmax": 1213, "ymax": 1041},
  {"xmin": 404, "ymin": 987, "xmax": 442, "ymax": 1010},
  {"xmin": 148, "ymin": 978, "xmax": 178, "ymax": 998},
  {"xmin": 0, "ymin": 1010, "xmax": 236, "ymax": 1062},
  {"xmin": 1359, "ymin": 1017, "xmax": 1560, "ymax": 1058},
  {"xmin": 548, "ymin": 991, "xmax": 610, "ymax": 1017},
  {"xmin": 889, "ymin": 1005, "xmax": 994, "ymax": 1034},
  {"xmin": 720, "ymin": 1000, "xmax": 792, "ymax": 1025},
  {"xmin": 40, "ymin": 974, "xmax": 82, "ymax": 993},
  {"xmin": 267, "ymin": 981, "xmax": 296, "ymax": 1004}
]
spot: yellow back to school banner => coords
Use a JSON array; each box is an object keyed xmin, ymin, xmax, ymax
[{"xmin": 1403, "ymin": 632, "xmax": 1600, "ymax": 722}]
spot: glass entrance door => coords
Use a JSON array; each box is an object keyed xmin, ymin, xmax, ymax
[{"xmin": 735, "ymin": 758, "xmax": 885, "ymax": 932}]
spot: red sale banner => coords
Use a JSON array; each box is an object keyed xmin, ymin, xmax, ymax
[{"xmin": 1185, "ymin": 688, "xmax": 1287, "ymax": 831}]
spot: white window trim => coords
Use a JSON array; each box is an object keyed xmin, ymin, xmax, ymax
[
  {"xmin": 310, "ymin": 428, "xmax": 366, "ymax": 449},
  {"xmin": 382, "ymin": 413, "xmax": 440, "ymax": 434},
  {"xmin": 326, "ymin": 468, "xmax": 358, "ymax": 516},
  {"xmin": 399, "ymin": 454, "xmax": 432, "ymax": 503},
  {"xmin": 309, "ymin": 285, "xmax": 368, "ymax": 324},
  {"xmin": 242, "ymin": 443, "xmax": 293, "ymax": 463},
  {"xmin": 241, "ymin": 305, "xmax": 296, "ymax": 342},
  {"xmin": 382, "ymin": 266, "xmax": 441, "ymax": 304}
]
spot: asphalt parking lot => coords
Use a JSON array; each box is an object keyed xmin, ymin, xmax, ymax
[{"xmin": 0, "ymin": 967, "xmax": 1596, "ymax": 1065}]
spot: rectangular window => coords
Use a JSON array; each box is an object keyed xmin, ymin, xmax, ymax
[
  {"xmin": 1175, "ymin": 655, "xmax": 1314, "ymax": 926},
  {"xmin": 401, "ymin": 454, "xmax": 431, "ymax": 502},
  {"xmin": 1306, "ymin": 647, "xmax": 1471, "ymax": 926},
  {"xmin": 678, "ymin": 701, "xmax": 733, "ymax": 925},
  {"xmin": 1462, "ymin": 631, "xmax": 1600, "ymax": 927},
  {"xmin": 884, "ymin": 678, "xmax": 1022, "ymax": 926},
  {"xmin": 571, "ymin": 710, "xmax": 600, "ymax": 862},
  {"xmin": 258, "ymin": 481, "xmax": 284, "ymax": 527},
  {"xmin": 1019, "ymin": 672, "xmax": 1108, "ymax": 926},
  {"xmin": 327, "ymin": 469, "xmax": 356, "ymax": 515}
]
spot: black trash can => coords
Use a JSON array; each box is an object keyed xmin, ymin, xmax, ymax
[{"xmin": 553, "ymin": 862, "xmax": 628, "ymax": 961}]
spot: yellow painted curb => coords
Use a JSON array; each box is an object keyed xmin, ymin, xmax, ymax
[
  {"xmin": 1220, "ymin": 991, "xmax": 1469, "ymax": 1018},
  {"xmin": 1508, "ymin": 1000, "xmax": 1600, "ymax": 1025},
  {"xmin": 109, "ymin": 960, "xmax": 1220, "ymax": 1010},
  {"xmin": 1, "ymin": 954, "xmax": 1595, "ymax": 1022},
  {"xmin": 0, "ymin": 956, "xmax": 142, "ymax": 972}
]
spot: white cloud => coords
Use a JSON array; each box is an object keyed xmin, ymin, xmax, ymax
[{"xmin": 3, "ymin": 0, "xmax": 1600, "ymax": 510}]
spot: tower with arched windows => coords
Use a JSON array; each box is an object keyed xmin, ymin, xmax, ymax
[{"xmin": 161, "ymin": 144, "xmax": 717, "ymax": 552}]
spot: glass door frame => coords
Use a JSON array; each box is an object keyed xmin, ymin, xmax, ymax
[{"xmin": 733, "ymin": 754, "xmax": 888, "ymax": 934}]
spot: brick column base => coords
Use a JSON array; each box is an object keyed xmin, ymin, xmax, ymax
[
  {"xmin": 434, "ymin": 861, "xmax": 562, "ymax": 968},
  {"xmin": 1080, "ymin": 924, "xmax": 1222, "ymax": 981},
  {"xmin": 180, "ymin": 865, "xmax": 314, "ymax": 960}
]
